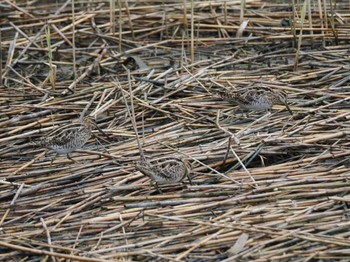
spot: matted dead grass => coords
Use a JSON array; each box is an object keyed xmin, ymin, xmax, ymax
[{"xmin": 1, "ymin": 0, "xmax": 350, "ymax": 261}]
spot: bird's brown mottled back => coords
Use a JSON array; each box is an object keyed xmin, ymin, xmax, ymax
[
  {"xmin": 217, "ymin": 86, "xmax": 292, "ymax": 114},
  {"xmin": 135, "ymin": 157, "xmax": 190, "ymax": 184}
]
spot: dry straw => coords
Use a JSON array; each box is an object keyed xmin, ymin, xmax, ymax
[{"xmin": 1, "ymin": 0, "xmax": 350, "ymax": 261}]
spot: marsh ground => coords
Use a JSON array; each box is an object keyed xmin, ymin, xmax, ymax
[{"xmin": 1, "ymin": 1, "xmax": 350, "ymax": 261}]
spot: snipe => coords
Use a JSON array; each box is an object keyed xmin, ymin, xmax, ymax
[
  {"xmin": 36, "ymin": 116, "xmax": 104, "ymax": 162},
  {"xmin": 135, "ymin": 157, "xmax": 191, "ymax": 185},
  {"xmin": 120, "ymin": 71, "xmax": 192, "ymax": 190},
  {"xmin": 218, "ymin": 86, "xmax": 293, "ymax": 115}
]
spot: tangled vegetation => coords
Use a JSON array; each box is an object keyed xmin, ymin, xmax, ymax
[{"xmin": 1, "ymin": 0, "xmax": 350, "ymax": 261}]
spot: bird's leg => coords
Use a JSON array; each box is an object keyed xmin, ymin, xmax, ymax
[
  {"xmin": 185, "ymin": 161, "xmax": 194, "ymax": 185},
  {"xmin": 285, "ymin": 102, "xmax": 293, "ymax": 115},
  {"xmin": 154, "ymin": 182, "xmax": 162, "ymax": 194},
  {"xmin": 150, "ymin": 180, "xmax": 162, "ymax": 193},
  {"xmin": 186, "ymin": 173, "xmax": 193, "ymax": 185},
  {"xmin": 66, "ymin": 153, "xmax": 77, "ymax": 163},
  {"xmin": 94, "ymin": 136, "xmax": 111, "ymax": 161},
  {"xmin": 50, "ymin": 153, "xmax": 58, "ymax": 166},
  {"xmin": 238, "ymin": 108, "xmax": 249, "ymax": 118},
  {"xmin": 233, "ymin": 108, "xmax": 243, "ymax": 119}
]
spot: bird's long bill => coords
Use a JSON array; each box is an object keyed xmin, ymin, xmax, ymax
[
  {"xmin": 94, "ymin": 124, "xmax": 110, "ymax": 138},
  {"xmin": 285, "ymin": 102, "xmax": 293, "ymax": 115}
]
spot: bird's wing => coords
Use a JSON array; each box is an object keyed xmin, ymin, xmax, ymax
[
  {"xmin": 48, "ymin": 128, "xmax": 78, "ymax": 146},
  {"xmin": 217, "ymin": 90, "xmax": 240, "ymax": 104},
  {"xmin": 154, "ymin": 164, "xmax": 174, "ymax": 179}
]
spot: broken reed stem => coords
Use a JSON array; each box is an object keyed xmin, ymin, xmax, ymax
[
  {"xmin": 127, "ymin": 71, "xmax": 146, "ymax": 162},
  {"xmin": 294, "ymin": 0, "xmax": 307, "ymax": 71},
  {"xmin": 240, "ymin": 0, "xmax": 245, "ymax": 23},
  {"xmin": 81, "ymin": 91, "xmax": 100, "ymax": 119},
  {"xmin": 45, "ymin": 23, "xmax": 56, "ymax": 89},
  {"xmin": 229, "ymin": 145, "xmax": 258, "ymax": 188},
  {"xmin": 71, "ymin": 0, "xmax": 77, "ymax": 91},
  {"xmin": 190, "ymin": 0, "xmax": 194, "ymax": 65},
  {"xmin": 124, "ymin": 0, "xmax": 135, "ymax": 40},
  {"xmin": 110, "ymin": 0, "xmax": 116, "ymax": 36},
  {"xmin": 118, "ymin": 0, "xmax": 122, "ymax": 53},
  {"xmin": 118, "ymin": 72, "xmax": 146, "ymax": 162},
  {"xmin": 0, "ymin": 28, "xmax": 2, "ymax": 85}
]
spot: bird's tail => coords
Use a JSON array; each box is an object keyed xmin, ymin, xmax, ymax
[{"xmin": 29, "ymin": 137, "xmax": 44, "ymax": 147}]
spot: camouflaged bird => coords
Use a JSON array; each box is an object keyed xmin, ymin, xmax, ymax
[
  {"xmin": 218, "ymin": 86, "xmax": 293, "ymax": 115},
  {"xmin": 135, "ymin": 157, "xmax": 191, "ymax": 184},
  {"xmin": 120, "ymin": 70, "xmax": 192, "ymax": 189},
  {"xmin": 36, "ymin": 116, "xmax": 100, "ymax": 161}
]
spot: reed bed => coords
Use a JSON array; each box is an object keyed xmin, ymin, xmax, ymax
[{"xmin": 1, "ymin": 0, "xmax": 350, "ymax": 261}]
